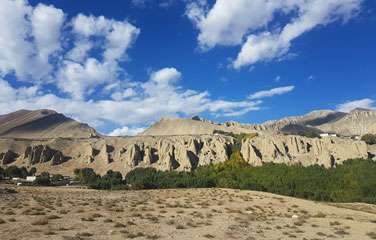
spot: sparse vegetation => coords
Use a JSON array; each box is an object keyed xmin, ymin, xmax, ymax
[
  {"xmin": 35, "ymin": 172, "xmax": 51, "ymax": 186},
  {"xmin": 362, "ymin": 134, "xmax": 376, "ymax": 145},
  {"xmin": 123, "ymin": 157, "xmax": 376, "ymax": 204},
  {"xmin": 74, "ymin": 168, "xmax": 125, "ymax": 190},
  {"xmin": 71, "ymin": 151, "xmax": 376, "ymax": 203},
  {"xmin": 295, "ymin": 131, "xmax": 321, "ymax": 139},
  {"xmin": 3, "ymin": 166, "xmax": 30, "ymax": 178}
]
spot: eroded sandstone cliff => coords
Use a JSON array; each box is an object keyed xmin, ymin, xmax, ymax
[
  {"xmin": 0, "ymin": 134, "xmax": 372, "ymax": 176},
  {"xmin": 241, "ymin": 135, "xmax": 368, "ymax": 167}
]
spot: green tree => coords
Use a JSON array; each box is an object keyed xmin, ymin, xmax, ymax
[
  {"xmin": 5, "ymin": 166, "xmax": 22, "ymax": 178},
  {"xmin": 29, "ymin": 167, "xmax": 37, "ymax": 176},
  {"xmin": 361, "ymin": 134, "xmax": 376, "ymax": 145},
  {"xmin": 0, "ymin": 167, "xmax": 5, "ymax": 180},
  {"xmin": 19, "ymin": 167, "xmax": 29, "ymax": 178},
  {"xmin": 51, "ymin": 174, "xmax": 64, "ymax": 183},
  {"xmin": 74, "ymin": 168, "xmax": 99, "ymax": 185},
  {"xmin": 35, "ymin": 172, "xmax": 51, "ymax": 186}
]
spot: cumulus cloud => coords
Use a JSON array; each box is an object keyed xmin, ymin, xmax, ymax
[
  {"xmin": 57, "ymin": 59, "xmax": 118, "ymax": 100},
  {"xmin": 108, "ymin": 126, "xmax": 146, "ymax": 136},
  {"xmin": 150, "ymin": 67, "xmax": 181, "ymax": 84},
  {"xmin": 0, "ymin": 0, "xmax": 43, "ymax": 80},
  {"xmin": 186, "ymin": 0, "xmax": 362, "ymax": 67},
  {"xmin": 0, "ymin": 0, "xmax": 275, "ymax": 135},
  {"xmin": 0, "ymin": 66, "xmax": 262, "ymax": 134},
  {"xmin": 248, "ymin": 86, "xmax": 295, "ymax": 100},
  {"xmin": 0, "ymin": 0, "xmax": 140, "ymax": 100},
  {"xmin": 336, "ymin": 98, "xmax": 375, "ymax": 112},
  {"xmin": 31, "ymin": 4, "xmax": 64, "ymax": 68}
]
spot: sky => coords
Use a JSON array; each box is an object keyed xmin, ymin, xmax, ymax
[{"xmin": 0, "ymin": 0, "xmax": 375, "ymax": 136}]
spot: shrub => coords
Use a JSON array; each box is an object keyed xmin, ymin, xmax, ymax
[
  {"xmin": 297, "ymin": 131, "xmax": 321, "ymax": 139},
  {"xmin": 89, "ymin": 170, "xmax": 124, "ymax": 190},
  {"xmin": 51, "ymin": 174, "xmax": 64, "ymax": 182},
  {"xmin": 29, "ymin": 167, "xmax": 37, "ymax": 176},
  {"xmin": 74, "ymin": 168, "xmax": 125, "ymax": 190},
  {"xmin": 74, "ymin": 168, "xmax": 99, "ymax": 185},
  {"xmin": 361, "ymin": 134, "xmax": 376, "ymax": 145},
  {"xmin": 0, "ymin": 167, "xmax": 4, "ymax": 180},
  {"xmin": 124, "ymin": 158, "xmax": 376, "ymax": 204},
  {"xmin": 75, "ymin": 155, "xmax": 376, "ymax": 204},
  {"xmin": 35, "ymin": 172, "xmax": 51, "ymax": 186},
  {"xmin": 3, "ymin": 166, "xmax": 35, "ymax": 178},
  {"xmin": 5, "ymin": 166, "xmax": 23, "ymax": 178}
]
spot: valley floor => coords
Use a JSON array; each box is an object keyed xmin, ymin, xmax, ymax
[{"xmin": 0, "ymin": 185, "xmax": 376, "ymax": 240}]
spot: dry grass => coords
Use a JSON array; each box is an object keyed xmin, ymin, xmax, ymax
[
  {"xmin": 0, "ymin": 186, "xmax": 374, "ymax": 240},
  {"xmin": 31, "ymin": 217, "xmax": 49, "ymax": 225}
]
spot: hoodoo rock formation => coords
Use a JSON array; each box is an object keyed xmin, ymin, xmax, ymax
[
  {"xmin": 241, "ymin": 135, "xmax": 368, "ymax": 167},
  {"xmin": 0, "ymin": 109, "xmax": 375, "ymax": 176}
]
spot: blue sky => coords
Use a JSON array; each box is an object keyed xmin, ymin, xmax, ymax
[{"xmin": 0, "ymin": 0, "xmax": 375, "ymax": 135}]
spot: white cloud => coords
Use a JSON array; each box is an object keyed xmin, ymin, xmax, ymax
[
  {"xmin": 186, "ymin": 0, "xmax": 285, "ymax": 50},
  {"xmin": 0, "ymin": 0, "xmax": 140, "ymax": 100},
  {"xmin": 104, "ymin": 21, "xmax": 140, "ymax": 62},
  {"xmin": 0, "ymin": 66, "xmax": 262, "ymax": 133},
  {"xmin": 0, "ymin": 0, "xmax": 43, "ymax": 80},
  {"xmin": 0, "ymin": 1, "xmax": 265, "ymax": 134},
  {"xmin": 57, "ymin": 59, "xmax": 118, "ymax": 100},
  {"xmin": 71, "ymin": 14, "xmax": 141, "ymax": 63},
  {"xmin": 72, "ymin": 14, "xmax": 111, "ymax": 36},
  {"xmin": 248, "ymin": 86, "xmax": 295, "ymax": 99},
  {"xmin": 66, "ymin": 40, "xmax": 92, "ymax": 62},
  {"xmin": 111, "ymin": 88, "xmax": 136, "ymax": 101},
  {"xmin": 150, "ymin": 67, "xmax": 182, "ymax": 84},
  {"xmin": 31, "ymin": 4, "xmax": 64, "ymax": 68},
  {"xmin": 233, "ymin": 32, "xmax": 290, "ymax": 68},
  {"xmin": 336, "ymin": 98, "xmax": 375, "ymax": 112},
  {"xmin": 108, "ymin": 126, "xmax": 146, "ymax": 136},
  {"xmin": 187, "ymin": 0, "xmax": 362, "ymax": 67}
]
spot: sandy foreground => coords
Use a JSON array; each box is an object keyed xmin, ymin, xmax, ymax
[{"xmin": 0, "ymin": 185, "xmax": 376, "ymax": 240}]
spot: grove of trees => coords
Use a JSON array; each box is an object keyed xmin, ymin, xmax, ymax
[{"xmin": 362, "ymin": 134, "xmax": 376, "ymax": 145}]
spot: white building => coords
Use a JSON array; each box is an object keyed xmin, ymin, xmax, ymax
[
  {"xmin": 26, "ymin": 176, "xmax": 36, "ymax": 182},
  {"xmin": 320, "ymin": 133, "xmax": 337, "ymax": 137}
]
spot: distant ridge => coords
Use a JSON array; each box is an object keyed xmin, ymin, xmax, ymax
[
  {"xmin": 139, "ymin": 117, "xmax": 255, "ymax": 136},
  {"xmin": 317, "ymin": 108, "xmax": 376, "ymax": 136},
  {"xmin": 0, "ymin": 109, "xmax": 99, "ymax": 139},
  {"xmin": 140, "ymin": 108, "xmax": 376, "ymax": 136}
]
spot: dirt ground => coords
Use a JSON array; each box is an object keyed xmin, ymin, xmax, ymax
[{"xmin": 0, "ymin": 185, "xmax": 376, "ymax": 240}]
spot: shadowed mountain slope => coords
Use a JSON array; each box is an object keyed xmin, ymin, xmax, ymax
[{"xmin": 0, "ymin": 109, "xmax": 98, "ymax": 139}]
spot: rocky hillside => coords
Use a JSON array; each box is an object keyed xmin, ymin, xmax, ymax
[
  {"xmin": 0, "ymin": 109, "xmax": 99, "ymax": 139},
  {"xmin": 316, "ymin": 108, "xmax": 376, "ymax": 136},
  {"xmin": 247, "ymin": 108, "xmax": 376, "ymax": 136},
  {"xmin": 0, "ymin": 134, "xmax": 372, "ymax": 176},
  {"xmin": 141, "ymin": 109, "xmax": 376, "ymax": 137},
  {"xmin": 0, "ymin": 108, "xmax": 375, "ymax": 176},
  {"xmin": 140, "ymin": 117, "xmax": 255, "ymax": 136}
]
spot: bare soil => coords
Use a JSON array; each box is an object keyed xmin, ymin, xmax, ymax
[{"xmin": 0, "ymin": 185, "xmax": 375, "ymax": 240}]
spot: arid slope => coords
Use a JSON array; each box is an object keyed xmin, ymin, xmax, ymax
[
  {"xmin": 0, "ymin": 186, "xmax": 375, "ymax": 240},
  {"xmin": 0, "ymin": 109, "xmax": 98, "ymax": 139}
]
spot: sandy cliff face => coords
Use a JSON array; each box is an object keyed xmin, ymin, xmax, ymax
[
  {"xmin": 241, "ymin": 135, "xmax": 369, "ymax": 168},
  {"xmin": 0, "ymin": 135, "xmax": 233, "ymax": 175},
  {"xmin": 0, "ymin": 134, "xmax": 372, "ymax": 176},
  {"xmin": 0, "ymin": 108, "xmax": 374, "ymax": 176},
  {"xmin": 317, "ymin": 108, "xmax": 376, "ymax": 136}
]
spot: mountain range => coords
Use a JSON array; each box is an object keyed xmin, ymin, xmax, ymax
[
  {"xmin": 0, "ymin": 109, "xmax": 98, "ymax": 139},
  {"xmin": 0, "ymin": 108, "xmax": 375, "ymax": 176}
]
